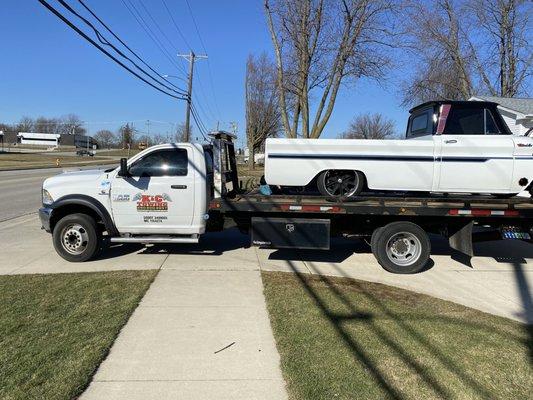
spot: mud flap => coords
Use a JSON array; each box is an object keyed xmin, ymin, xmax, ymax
[{"xmin": 448, "ymin": 220, "xmax": 474, "ymax": 257}]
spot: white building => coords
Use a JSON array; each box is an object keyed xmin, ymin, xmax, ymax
[
  {"xmin": 469, "ymin": 96, "xmax": 533, "ymax": 136},
  {"xmin": 18, "ymin": 132, "xmax": 61, "ymax": 147}
]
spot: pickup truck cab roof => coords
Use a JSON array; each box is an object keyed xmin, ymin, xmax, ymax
[
  {"xmin": 407, "ymin": 100, "xmax": 512, "ymax": 136},
  {"xmin": 408, "ymin": 100, "xmax": 499, "ymax": 113}
]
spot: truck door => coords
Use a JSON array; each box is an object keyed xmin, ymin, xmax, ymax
[
  {"xmin": 436, "ymin": 105, "xmax": 514, "ymax": 192},
  {"xmin": 110, "ymin": 146, "xmax": 195, "ymax": 234}
]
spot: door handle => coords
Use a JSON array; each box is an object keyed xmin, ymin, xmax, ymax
[
  {"xmin": 444, "ymin": 139, "xmax": 457, "ymax": 144},
  {"xmin": 171, "ymin": 185, "xmax": 187, "ymax": 189}
]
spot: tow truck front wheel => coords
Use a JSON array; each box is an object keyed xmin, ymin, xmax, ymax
[
  {"xmin": 53, "ymin": 213, "xmax": 101, "ymax": 262},
  {"xmin": 371, "ymin": 222, "xmax": 430, "ymax": 274}
]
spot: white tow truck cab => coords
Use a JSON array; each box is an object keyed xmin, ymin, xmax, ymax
[
  {"xmin": 40, "ymin": 132, "xmax": 238, "ymax": 261},
  {"xmin": 40, "ymin": 125, "xmax": 533, "ymax": 274}
]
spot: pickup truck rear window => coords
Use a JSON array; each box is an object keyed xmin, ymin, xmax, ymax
[
  {"xmin": 407, "ymin": 109, "xmax": 433, "ymax": 137},
  {"xmin": 129, "ymin": 148, "xmax": 188, "ymax": 177},
  {"xmin": 411, "ymin": 113, "xmax": 428, "ymax": 132}
]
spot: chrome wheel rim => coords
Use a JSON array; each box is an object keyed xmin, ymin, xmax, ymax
[
  {"xmin": 324, "ymin": 170, "xmax": 358, "ymax": 197},
  {"xmin": 61, "ymin": 224, "xmax": 89, "ymax": 255},
  {"xmin": 385, "ymin": 232, "xmax": 421, "ymax": 266}
]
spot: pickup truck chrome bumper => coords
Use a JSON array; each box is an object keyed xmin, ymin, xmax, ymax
[{"xmin": 39, "ymin": 207, "xmax": 53, "ymax": 233}]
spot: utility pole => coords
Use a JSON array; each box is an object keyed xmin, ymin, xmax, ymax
[{"xmin": 178, "ymin": 51, "xmax": 207, "ymax": 141}]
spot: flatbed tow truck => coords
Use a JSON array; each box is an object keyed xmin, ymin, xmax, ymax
[{"xmin": 40, "ymin": 132, "xmax": 533, "ymax": 274}]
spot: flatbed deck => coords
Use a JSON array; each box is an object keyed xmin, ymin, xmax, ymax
[{"xmin": 212, "ymin": 191, "xmax": 533, "ymax": 218}]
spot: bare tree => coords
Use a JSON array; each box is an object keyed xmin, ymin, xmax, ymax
[
  {"xmin": 93, "ymin": 129, "xmax": 116, "ymax": 149},
  {"xmin": 15, "ymin": 117, "xmax": 34, "ymax": 133},
  {"xmin": 174, "ymin": 123, "xmax": 188, "ymax": 142},
  {"xmin": 60, "ymin": 114, "xmax": 86, "ymax": 135},
  {"xmin": 245, "ymin": 53, "xmax": 280, "ymax": 169},
  {"xmin": 119, "ymin": 123, "xmax": 134, "ymax": 149},
  {"xmin": 0, "ymin": 122, "xmax": 15, "ymax": 134},
  {"xmin": 340, "ymin": 113, "xmax": 396, "ymax": 139},
  {"xmin": 401, "ymin": 0, "xmax": 531, "ymax": 105},
  {"xmin": 34, "ymin": 117, "xmax": 61, "ymax": 134},
  {"xmin": 264, "ymin": 0, "xmax": 395, "ymax": 139},
  {"xmin": 401, "ymin": 0, "xmax": 473, "ymax": 105},
  {"xmin": 152, "ymin": 133, "xmax": 167, "ymax": 145},
  {"xmin": 467, "ymin": 0, "xmax": 532, "ymax": 97}
]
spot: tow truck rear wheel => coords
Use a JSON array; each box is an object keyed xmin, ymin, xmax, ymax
[
  {"xmin": 53, "ymin": 213, "xmax": 101, "ymax": 262},
  {"xmin": 371, "ymin": 222, "xmax": 430, "ymax": 274}
]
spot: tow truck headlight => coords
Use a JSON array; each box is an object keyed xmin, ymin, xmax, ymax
[{"xmin": 42, "ymin": 189, "xmax": 54, "ymax": 205}]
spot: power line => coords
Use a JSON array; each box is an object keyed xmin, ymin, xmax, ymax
[
  {"xmin": 135, "ymin": 0, "xmax": 186, "ymax": 76},
  {"xmin": 190, "ymin": 102, "xmax": 209, "ymax": 140},
  {"xmin": 191, "ymin": 65, "xmax": 217, "ymax": 122},
  {"xmin": 193, "ymin": 91, "xmax": 214, "ymax": 127},
  {"xmin": 120, "ymin": 0, "xmax": 187, "ymax": 76},
  {"xmin": 55, "ymin": 0, "xmax": 187, "ymax": 97},
  {"xmin": 37, "ymin": 0, "xmax": 187, "ymax": 101},
  {"xmin": 183, "ymin": 0, "xmax": 221, "ymax": 119},
  {"xmin": 75, "ymin": 0, "xmax": 186, "ymax": 94},
  {"xmin": 160, "ymin": 0, "xmax": 193, "ymax": 51}
]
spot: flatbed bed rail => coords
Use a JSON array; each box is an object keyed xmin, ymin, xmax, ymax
[{"xmin": 211, "ymin": 192, "xmax": 533, "ymax": 218}]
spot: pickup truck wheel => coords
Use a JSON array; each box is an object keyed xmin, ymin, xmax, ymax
[
  {"xmin": 317, "ymin": 170, "xmax": 365, "ymax": 200},
  {"xmin": 373, "ymin": 222, "xmax": 430, "ymax": 274},
  {"xmin": 53, "ymin": 213, "xmax": 101, "ymax": 262}
]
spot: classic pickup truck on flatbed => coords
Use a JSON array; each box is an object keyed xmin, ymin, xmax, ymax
[
  {"xmin": 40, "ymin": 129, "xmax": 533, "ymax": 274},
  {"xmin": 265, "ymin": 101, "xmax": 533, "ymax": 199}
]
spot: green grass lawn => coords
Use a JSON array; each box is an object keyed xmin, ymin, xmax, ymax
[
  {"xmin": 0, "ymin": 270, "xmax": 157, "ymax": 400},
  {"xmin": 262, "ymin": 271, "xmax": 532, "ymax": 400}
]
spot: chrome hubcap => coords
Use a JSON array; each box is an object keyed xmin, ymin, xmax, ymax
[
  {"xmin": 61, "ymin": 224, "xmax": 89, "ymax": 255},
  {"xmin": 385, "ymin": 232, "xmax": 421, "ymax": 266}
]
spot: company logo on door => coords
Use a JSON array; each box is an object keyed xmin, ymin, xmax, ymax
[{"xmin": 132, "ymin": 193, "xmax": 172, "ymax": 212}]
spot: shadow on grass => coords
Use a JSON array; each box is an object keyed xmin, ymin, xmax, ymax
[{"xmin": 284, "ymin": 259, "xmax": 529, "ymax": 400}]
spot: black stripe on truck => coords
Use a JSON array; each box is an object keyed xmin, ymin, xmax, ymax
[{"xmin": 267, "ymin": 154, "xmax": 520, "ymax": 162}]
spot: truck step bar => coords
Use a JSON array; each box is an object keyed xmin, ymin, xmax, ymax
[{"xmin": 110, "ymin": 235, "xmax": 199, "ymax": 244}]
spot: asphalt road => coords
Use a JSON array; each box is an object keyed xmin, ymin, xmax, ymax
[{"xmin": 0, "ymin": 166, "xmax": 112, "ymax": 222}]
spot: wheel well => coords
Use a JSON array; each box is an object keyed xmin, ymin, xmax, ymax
[{"xmin": 50, "ymin": 205, "xmax": 102, "ymax": 233}]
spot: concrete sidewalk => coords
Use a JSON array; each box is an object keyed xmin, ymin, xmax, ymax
[{"xmin": 80, "ymin": 238, "xmax": 287, "ymax": 400}]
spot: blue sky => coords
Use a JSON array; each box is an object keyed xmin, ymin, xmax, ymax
[{"xmin": 0, "ymin": 0, "xmax": 408, "ymax": 145}]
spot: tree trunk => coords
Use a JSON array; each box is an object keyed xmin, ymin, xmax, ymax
[{"xmin": 248, "ymin": 138, "xmax": 255, "ymax": 171}]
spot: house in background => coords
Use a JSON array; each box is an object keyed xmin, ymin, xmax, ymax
[{"xmin": 469, "ymin": 96, "xmax": 533, "ymax": 136}]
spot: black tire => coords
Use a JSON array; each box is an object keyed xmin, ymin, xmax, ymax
[
  {"xmin": 372, "ymin": 221, "xmax": 430, "ymax": 274},
  {"xmin": 53, "ymin": 213, "xmax": 101, "ymax": 262},
  {"xmin": 317, "ymin": 170, "xmax": 365, "ymax": 200},
  {"xmin": 370, "ymin": 227, "xmax": 383, "ymax": 255}
]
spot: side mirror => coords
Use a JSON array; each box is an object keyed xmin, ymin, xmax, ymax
[{"xmin": 118, "ymin": 158, "xmax": 129, "ymax": 177}]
